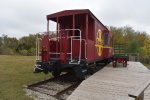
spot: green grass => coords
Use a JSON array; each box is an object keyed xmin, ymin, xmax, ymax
[
  {"xmin": 144, "ymin": 64, "xmax": 150, "ymax": 70},
  {"xmin": 0, "ymin": 55, "xmax": 51, "ymax": 100}
]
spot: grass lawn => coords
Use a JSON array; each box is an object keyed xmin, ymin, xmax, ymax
[
  {"xmin": 144, "ymin": 63, "xmax": 150, "ymax": 70},
  {"xmin": 0, "ymin": 55, "xmax": 51, "ymax": 100}
]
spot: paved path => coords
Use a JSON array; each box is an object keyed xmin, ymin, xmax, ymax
[{"xmin": 67, "ymin": 62, "xmax": 150, "ymax": 100}]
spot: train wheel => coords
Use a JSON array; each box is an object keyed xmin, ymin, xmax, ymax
[
  {"xmin": 88, "ymin": 67, "xmax": 95, "ymax": 75},
  {"xmin": 123, "ymin": 60, "xmax": 127, "ymax": 67},
  {"xmin": 52, "ymin": 71, "xmax": 60, "ymax": 78},
  {"xmin": 88, "ymin": 64, "xmax": 97, "ymax": 74},
  {"xmin": 95, "ymin": 65, "xmax": 98, "ymax": 71},
  {"xmin": 104, "ymin": 59, "xmax": 109, "ymax": 65},
  {"xmin": 113, "ymin": 61, "xmax": 117, "ymax": 68},
  {"xmin": 73, "ymin": 66, "xmax": 85, "ymax": 80},
  {"xmin": 43, "ymin": 63, "xmax": 49, "ymax": 74}
]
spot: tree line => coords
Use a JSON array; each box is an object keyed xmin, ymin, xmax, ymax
[
  {"xmin": 110, "ymin": 26, "xmax": 150, "ymax": 63},
  {"xmin": 0, "ymin": 34, "xmax": 36, "ymax": 56},
  {"xmin": 0, "ymin": 26, "xmax": 150, "ymax": 63}
]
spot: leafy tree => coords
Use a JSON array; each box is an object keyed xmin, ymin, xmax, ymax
[
  {"xmin": 17, "ymin": 34, "xmax": 36, "ymax": 55},
  {"xmin": 18, "ymin": 34, "xmax": 36, "ymax": 50},
  {"xmin": 127, "ymin": 40, "xmax": 138, "ymax": 53},
  {"xmin": 110, "ymin": 26, "xmax": 150, "ymax": 64},
  {"xmin": 143, "ymin": 39, "xmax": 150, "ymax": 58}
]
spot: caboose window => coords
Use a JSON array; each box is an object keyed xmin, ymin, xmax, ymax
[
  {"xmin": 104, "ymin": 33, "xmax": 108, "ymax": 45},
  {"xmin": 75, "ymin": 30, "xmax": 80, "ymax": 39}
]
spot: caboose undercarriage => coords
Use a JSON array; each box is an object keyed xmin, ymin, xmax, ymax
[{"xmin": 34, "ymin": 57, "xmax": 110, "ymax": 80}]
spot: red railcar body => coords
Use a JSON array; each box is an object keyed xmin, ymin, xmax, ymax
[{"xmin": 34, "ymin": 9, "xmax": 112, "ymax": 79}]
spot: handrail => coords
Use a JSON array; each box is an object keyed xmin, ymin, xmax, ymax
[
  {"xmin": 48, "ymin": 38, "xmax": 87, "ymax": 60},
  {"xmin": 47, "ymin": 29, "xmax": 81, "ymax": 33},
  {"xmin": 73, "ymin": 39, "xmax": 87, "ymax": 60},
  {"xmin": 36, "ymin": 35, "xmax": 41, "ymax": 61},
  {"xmin": 36, "ymin": 29, "xmax": 86, "ymax": 65},
  {"xmin": 49, "ymin": 36, "xmax": 80, "ymax": 40},
  {"xmin": 49, "ymin": 29, "xmax": 82, "ymax": 64}
]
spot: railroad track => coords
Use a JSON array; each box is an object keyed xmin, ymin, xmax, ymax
[
  {"xmin": 26, "ymin": 74, "xmax": 81, "ymax": 100},
  {"xmin": 25, "ymin": 64, "xmax": 106, "ymax": 100}
]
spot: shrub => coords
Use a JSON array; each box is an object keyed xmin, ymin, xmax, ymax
[
  {"xmin": 0, "ymin": 47, "xmax": 14, "ymax": 55},
  {"xmin": 19, "ymin": 50, "xmax": 28, "ymax": 56},
  {"xmin": 27, "ymin": 48, "xmax": 36, "ymax": 56}
]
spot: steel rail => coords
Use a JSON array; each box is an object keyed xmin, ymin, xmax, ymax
[{"xmin": 26, "ymin": 74, "xmax": 81, "ymax": 99}]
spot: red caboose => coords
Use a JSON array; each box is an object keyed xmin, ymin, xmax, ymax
[{"xmin": 34, "ymin": 9, "xmax": 112, "ymax": 79}]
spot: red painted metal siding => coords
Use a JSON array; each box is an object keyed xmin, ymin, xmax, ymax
[
  {"xmin": 44, "ymin": 9, "xmax": 112, "ymax": 63},
  {"xmin": 86, "ymin": 40, "xmax": 95, "ymax": 62},
  {"xmin": 41, "ymin": 35, "xmax": 50, "ymax": 62}
]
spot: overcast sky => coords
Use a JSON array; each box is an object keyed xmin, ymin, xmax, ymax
[{"xmin": 0, "ymin": 0, "xmax": 150, "ymax": 38}]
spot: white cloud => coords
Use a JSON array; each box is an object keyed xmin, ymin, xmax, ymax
[{"xmin": 0, "ymin": 0, "xmax": 150, "ymax": 38}]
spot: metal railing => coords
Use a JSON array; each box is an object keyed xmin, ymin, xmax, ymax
[
  {"xmin": 49, "ymin": 29, "xmax": 82, "ymax": 64},
  {"xmin": 35, "ymin": 29, "xmax": 87, "ymax": 65},
  {"xmin": 36, "ymin": 35, "xmax": 41, "ymax": 61}
]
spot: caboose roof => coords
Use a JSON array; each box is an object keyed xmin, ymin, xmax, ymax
[
  {"xmin": 47, "ymin": 9, "xmax": 90, "ymax": 19},
  {"xmin": 47, "ymin": 9, "xmax": 108, "ymax": 31}
]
